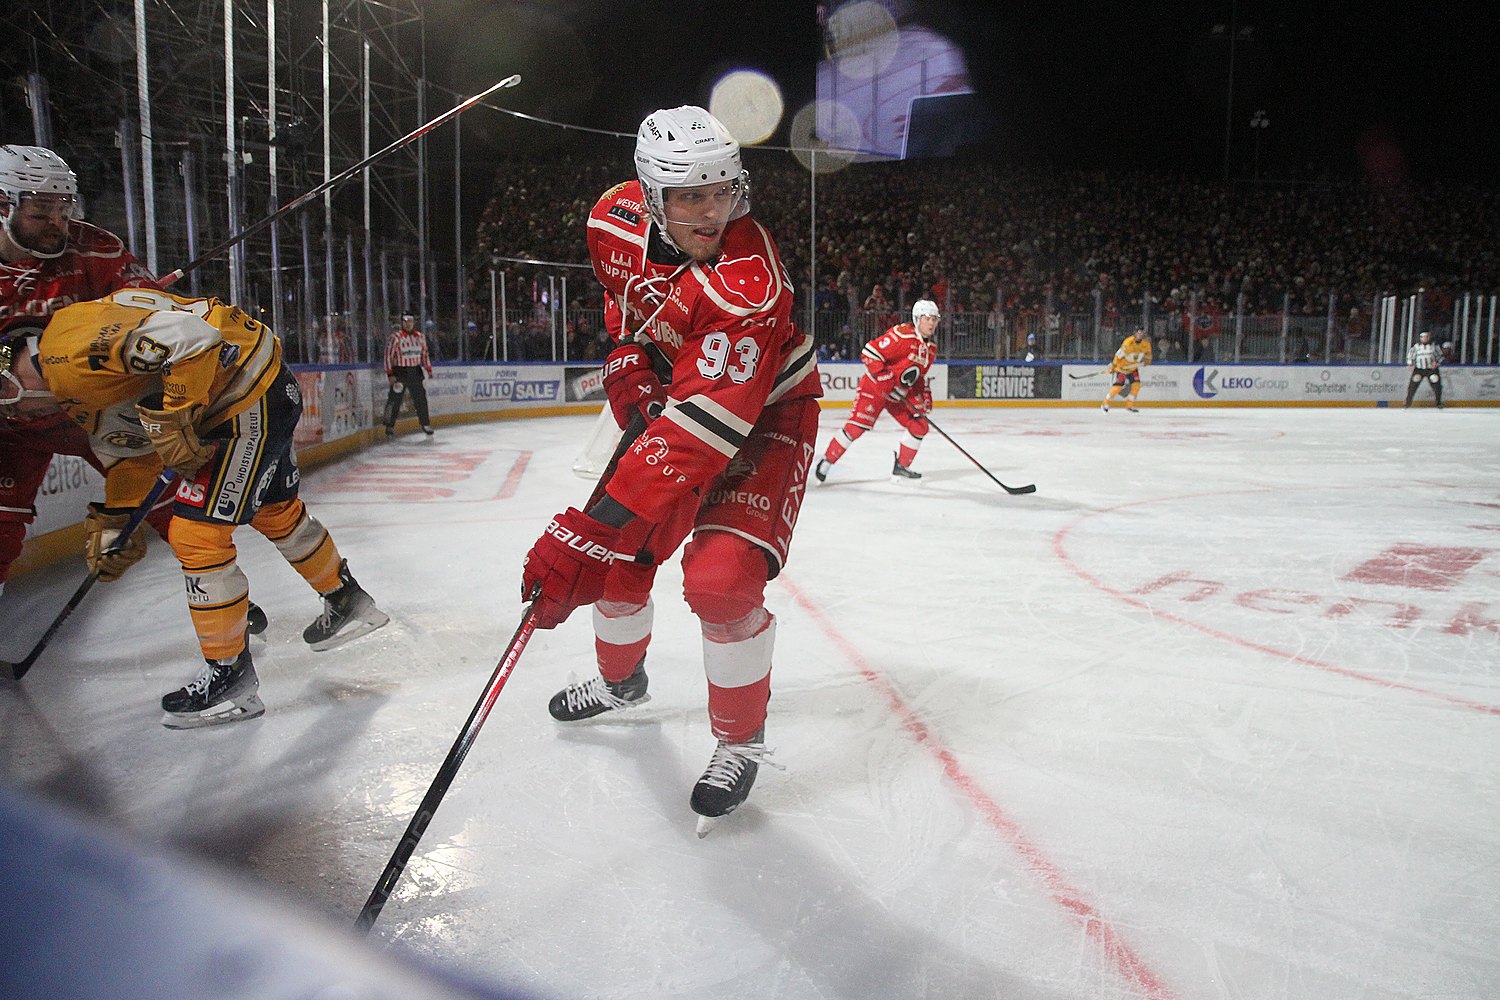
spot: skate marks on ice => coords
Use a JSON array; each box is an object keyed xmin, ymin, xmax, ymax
[
  {"xmin": 777, "ymin": 574, "xmax": 1182, "ymax": 1000},
  {"xmin": 387, "ymin": 718, "xmax": 1064, "ymax": 1000}
]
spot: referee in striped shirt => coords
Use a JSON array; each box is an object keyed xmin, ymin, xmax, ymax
[
  {"xmin": 383, "ymin": 313, "xmax": 434, "ymax": 435},
  {"xmin": 1404, "ymin": 330, "xmax": 1444, "ymax": 409}
]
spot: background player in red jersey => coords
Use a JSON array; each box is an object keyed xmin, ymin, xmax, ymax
[
  {"xmin": 0, "ymin": 144, "xmax": 172, "ymax": 598},
  {"xmin": 520, "ymin": 106, "xmax": 821, "ymax": 829},
  {"xmin": 815, "ymin": 298, "xmax": 940, "ymax": 482}
]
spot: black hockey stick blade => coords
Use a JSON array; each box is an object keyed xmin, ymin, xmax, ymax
[
  {"xmin": 1067, "ymin": 369, "xmax": 1109, "ymax": 380},
  {"xmin": 354, "ymin": 603, "xmax": 539, "ymax": 935},
  {"xmin": 10, "ymin": 471, "xmax": 177, "ymax": 681}
]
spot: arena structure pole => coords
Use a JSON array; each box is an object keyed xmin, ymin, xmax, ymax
[{"xmin": 160, "ymin": 75, "xmax": 521, "ymax": 288}]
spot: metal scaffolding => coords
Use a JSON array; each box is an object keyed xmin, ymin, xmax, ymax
[{"xmin": 8, "ymin": 0, "xmax": 437, "ymax": 362}]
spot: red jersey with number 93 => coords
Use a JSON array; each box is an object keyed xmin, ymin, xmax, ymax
[{"xmin": 585, "ymin": 180, "xmax": 820, "ymax": 523}]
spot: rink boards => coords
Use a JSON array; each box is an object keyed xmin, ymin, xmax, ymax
[{"xmin": 15, "ymin": 359, "xmax": 1500, "ymax": 576}]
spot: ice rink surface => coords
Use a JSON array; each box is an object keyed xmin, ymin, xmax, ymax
[{"xmin": 2, "ymin": 405, "xmax": 1497, "ymax": 1000}]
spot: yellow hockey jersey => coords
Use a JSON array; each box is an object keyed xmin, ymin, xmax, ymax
[
  {"xmin": 37, "ymin": 288, "xmax": 282, "ymax": 507},
  {"xmin": 1109, "ymin": 333, "xmax": 1153, "ymax": 374}
]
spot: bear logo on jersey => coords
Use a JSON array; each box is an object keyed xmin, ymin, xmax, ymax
[{"xmin": 712, "ymin": 254, "xmax": 775, "ymax": 310}]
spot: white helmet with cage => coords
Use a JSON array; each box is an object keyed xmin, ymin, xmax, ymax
[
  {"xmin": 0, "ymin": 145, "xmax": 81, "ymax": 259},
  {"xmin": 634, "ymin": 106, "xmax": 750, "ymax": 250}
]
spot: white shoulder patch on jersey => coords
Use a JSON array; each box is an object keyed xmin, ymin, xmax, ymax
[{"xmin": 130, "ymin": 310, "xmax": 221, "ymax": 367}]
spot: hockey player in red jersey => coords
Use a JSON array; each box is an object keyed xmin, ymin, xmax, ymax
[
  {"xmin": 0, "ymin": 144, "xmax": 171, "ymax": 597},
  {"xmin": 520, "ymin": 106, "xmax": 821, "ymax": 829},
  {"xmin": 815, "ymin": 299, "xmax": 939, "ymax": 482}
]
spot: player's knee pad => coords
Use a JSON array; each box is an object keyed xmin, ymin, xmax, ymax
[
  {"xmin": 252, "ymin": 498, "xmax": 321, "ymax": 557},
  {"xmin": 253, "ymin": 497, "xmax": 339, "ymax": 583},
  {"xmin": 681, "ymin": 530, "xmax": 769, "ymax": 625},
  {"xmin": 168, "ymin": 516, "xmax": 237, "ymax": 572}
]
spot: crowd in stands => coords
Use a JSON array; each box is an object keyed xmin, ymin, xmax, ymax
[{"xmin": 470, "ymin": 153, "xmax": 1500, "ymax": 361}]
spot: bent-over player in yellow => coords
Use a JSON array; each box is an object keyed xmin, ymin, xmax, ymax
[{"xmin": 28, "ymin": 288, "xmax": 388, "ymax": 727}]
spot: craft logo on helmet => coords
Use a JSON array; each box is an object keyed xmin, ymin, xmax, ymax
[{"xmin": 1192, "ymin": 367, "xmax": 1220, "ymax": 398}]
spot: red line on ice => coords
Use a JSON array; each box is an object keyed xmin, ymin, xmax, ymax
[{"xmin": 780, "ymin": 576, "xmax": 1180, "ymax": 1000}]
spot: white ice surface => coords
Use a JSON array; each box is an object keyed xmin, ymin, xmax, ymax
[{"xmin": 2, "ymin": 406, "xmax": 1498, "ymax": 1000}]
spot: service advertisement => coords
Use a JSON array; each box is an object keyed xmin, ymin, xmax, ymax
[{"xmin": 946, "ymin": 363, "xmax": 1062, "ymax": 400}]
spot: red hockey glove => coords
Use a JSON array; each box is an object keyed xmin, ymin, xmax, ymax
[
  {"xmin": 602, "ymin": 342, "xmax": 665, "ymax": 429},
  {"xmin": 521, "ymin": 507, "xmax": 623, "ymax": 629}
]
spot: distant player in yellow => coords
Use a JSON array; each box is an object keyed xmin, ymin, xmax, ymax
[
  {"xmin": 1102, "ymin": 328, "xmax": 1152, "ymax": 412},
  {"xmin": 21, "ymin": 287, "xmax": 388, "ymax": 728}
]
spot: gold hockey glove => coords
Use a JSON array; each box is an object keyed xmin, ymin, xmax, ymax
[
  {"xmin": 136, "ymin": 401, "xmax": 215, "ymax": 476},
  {"xmin": 84, "ymin": 503, "xmax": 148, "ymax": 583}
]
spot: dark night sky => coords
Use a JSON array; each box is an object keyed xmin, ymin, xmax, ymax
[{"xmin": 425, "ymin": 0, "xmax": 1497, "ymax": 187}]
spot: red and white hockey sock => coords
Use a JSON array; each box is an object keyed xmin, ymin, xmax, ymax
[
  {"xmin": 702, "ymin": 609, "xmax": 775, "ymax": 743},
  {"xmin": 896, "ymin": 435, "xmax": 921, "ymax": 468},
  {"xmin": 593, "ymin": 597, "xmax": 653, "ymax": 683}
]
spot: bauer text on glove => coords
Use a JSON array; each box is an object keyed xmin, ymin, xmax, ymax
[
  {"xmin": 136, "ymin": 401, "xmax": 215, "ymax": 476},
  {"xmin": 521, "ymin": 507, "xmax": 624, "ymax": 629},
  {"xmin": 601, "ymin": 342, "xmax": 666, "ymax": 428}
]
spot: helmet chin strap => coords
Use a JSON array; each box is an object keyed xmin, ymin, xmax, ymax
[
  {"xmin": 0, "ymin": 337, "xmax": 55, "ymax": 408},
  {"xmin": 0, "ymin": 367, "xmax": 54, "ymax": 406}
]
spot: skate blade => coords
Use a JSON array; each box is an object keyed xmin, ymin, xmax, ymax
[
  {"xmin": 308, "ymin": 610, "xmax": 391, "ymax": 652},
  {"xmin": 162, "ymin": 693, "xmax": 266, "ymax": 730},
  {"xmin": 695, "ymin": 814, "xmax": 723, "ymax": 838}
]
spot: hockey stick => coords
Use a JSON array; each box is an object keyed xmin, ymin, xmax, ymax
[
  {"xmin": 355, "ymin": 601, "xmax": 540, "ymax": 935},
  {"xmin": 916, "ymin": 410, "xmax": 1037, "ymax": 495},
  {"xmin": 1067, "ymin": 368, "xmax": 1111, "ymax": 380},
  {"xmin": 162, "ymin": 75, "xmax": 521, "ymax": 287},
  {"xmin": 7, "ymin": 471, "xmax": 177, "ymax": 681}
]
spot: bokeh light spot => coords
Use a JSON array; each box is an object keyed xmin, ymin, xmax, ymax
[{"xmin": 709, "ymin": 70, "xmax": 785, "ymax": 145}]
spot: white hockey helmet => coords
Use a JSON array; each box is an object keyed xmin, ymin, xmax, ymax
[
  {"xmin": 634, "ymin": 106, "xmax": 750, "ymax": 249},
  {"xmin": 0, "ymin": 145, "xmax": 80, "ymax": 259},
  {"xmin": 912, "ymin": 299, "xmax": 941, "ymax": 323}
]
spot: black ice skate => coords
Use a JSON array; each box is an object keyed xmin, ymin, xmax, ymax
[
  {"xmin": 247, "ymin": 601, "xmax": 268, "ymax": 636},
  {"xmin": 303, "ymin": 560, "xmax": 390, "ymax": 651},
  {"xmin": 891, "ymin": 455, "xmax": 922, "ymax": 480},
  {"xmin": 548, "ymin": 660, "xmax": 650, "ymax": 721},
  {"xmin": 692, "ymin": 728, "xmax": 776, "ymax": 837},
  {"xmin": 161, "ymin": 646, "xmax": 264, "ymax": 729},
  {"xmin": 814, "ymin": 459, "xmax": 831, "ymax": 483}
]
